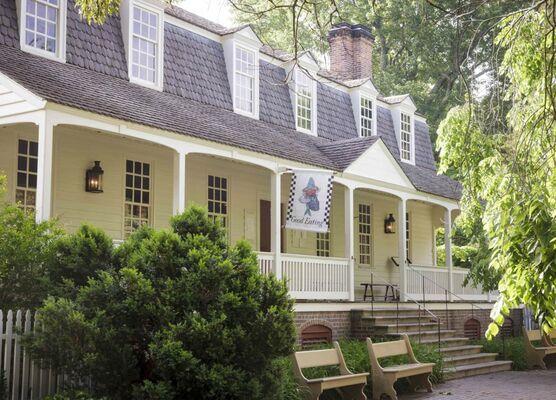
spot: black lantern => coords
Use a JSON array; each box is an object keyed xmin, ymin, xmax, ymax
[
  {"xmin": 384, "ymin": 213, "xmax": 396, "ymax": 234},
  {"xmin": 85, "ymin": 161, "xmax": 104, "ymax": 193}
]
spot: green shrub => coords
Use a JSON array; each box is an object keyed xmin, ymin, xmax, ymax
[
  {"xmin": 0, "ymin": 204, "xmax": 63, "ymax": 310},
  {"xmin": 26, "ymin": 206, "xmax": 296, "ymax": 400},
  {"xmin": 475, "ymin": 337, "xmax": 527, "ymax": 370}
]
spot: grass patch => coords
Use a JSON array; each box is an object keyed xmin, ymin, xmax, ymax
[{"xmin": 474, "ymin": 336, "xmax": 527, "ymax": 370}]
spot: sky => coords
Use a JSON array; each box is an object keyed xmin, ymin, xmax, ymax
[{"xmin": 177, "ymin": 0, "xmax": 233, "ymax": 26}]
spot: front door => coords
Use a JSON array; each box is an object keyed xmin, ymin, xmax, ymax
[{"xmin": 259, "ymin": 200, "xmax": 284, "ymax": 252}]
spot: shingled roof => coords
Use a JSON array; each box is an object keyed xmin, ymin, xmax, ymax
[{"xmin": 0, "ymin": 0, "xmax": 461, "ymax": 200}]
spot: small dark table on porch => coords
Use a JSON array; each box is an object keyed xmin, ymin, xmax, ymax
[{"xmin": 361, "ymin": 283, "xmax": 399, "ymax": 302}]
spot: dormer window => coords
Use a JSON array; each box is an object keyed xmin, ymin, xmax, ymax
[
  {"xmin": 121, "ymin": 0, "xmax": 164, "ymax": 90},
  {"xmin": 295, "ymin": 69, "xmax": 316, "ymax": 134},
  {"xmin": 400, "ymin": 112, "xmax": 412, "ymax": 161},
  {"xmin": 360, "ymin": 96, "xmax": 373, "ymax": 137},
  {"xmin": 20, "ymin": 0, "xmax": 66, "ymax": 61},
  {"xmin": 234, "ymin": 46, "xmax": 256, "ymax": 115}
]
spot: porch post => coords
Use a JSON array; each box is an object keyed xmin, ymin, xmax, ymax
[
  {"xmin": 35, "ymin": 115, "xmax": 54, "ymax": 223},
  {"xmin": 344, "ymin": 185, "xmax": 355, "ymax": 301},
  {"xmin": 173, "ymin": 150, "xmax": 187, "ymax": 214},
  {"xmin": 445, "ymin": 208, "xmax": 454, "ymax": 297},
  {"xmin": 271, "ymin": 171, "xmax": 282, "ymax": 280},
  {"xmin": 398, "ymin": 198, "xmax": 407, "ymax": 301}
]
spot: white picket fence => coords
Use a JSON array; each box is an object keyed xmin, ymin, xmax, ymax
[{"xmin": 1, "ymin": 310, "xmax": 62, "ymax": 400}]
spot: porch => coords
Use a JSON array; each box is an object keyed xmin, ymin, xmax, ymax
[{"xmin": 0, "ymin": 108, "xmax": 476, "ymax": 304}]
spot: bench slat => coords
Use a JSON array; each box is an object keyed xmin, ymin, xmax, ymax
[
  {"xmin": 526, "ymin": 330, "xmax": 543, "ymax": 341},
  {"xmin": 294, "ymin": 348, "xmax": 340, "ymax": 369},
  {"xmin": 372, "ymin": 340, "xmax": 408, "ymax": 359}
]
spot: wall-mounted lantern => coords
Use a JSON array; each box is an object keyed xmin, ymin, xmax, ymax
[
  {"xmin": 384, "ymin": 213, "xmax": 396, "ymax": 234},
  {"xmin": 85, "ymin": 161, "xmax": 104, "ymax": 193}
]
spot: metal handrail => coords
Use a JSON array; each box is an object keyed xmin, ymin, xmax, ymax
[
  {"xmin": 370, "ymin": 272, "xmax": 442, "ymax": 351},
  {"xmin": 406, "ymin": 264, "xmax": 490, "ymax": 330}
]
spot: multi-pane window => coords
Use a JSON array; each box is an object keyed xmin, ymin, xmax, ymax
[
  {"xmin": 360, "ymin": 97, "xmax": 373, "ymax": 137},
  {"xmin": 15, "ymin": 139, "xmax": 38, "ymax": 211},
  {"xmin": 24, "ymin": 0, "xmax": 60, "ymax": 54},
  {"xmin": 296, "ymin": 70, "xmax": 314, "ymax": 132},
  {"xmin": 131, "ymin": 6, "xmax": 159, "ymax": 84},
  {"xmin": 208, "ymin": 175, "xmax": 228, "ymax": 228},
  {"xmin": 316, "ymin": 232, "xmax": 330, "ymax": 257},
  {"xmin": 401, "ymin": 113, "xmax": 412, "ymax": 161},
  {"xmin": 406, "ymin": 212, "xmax": 411, "ymax": 261},
  {"xmin": 234, "ymin": 46, "xmax": 255, "ymax": 114},
  {"xmin": 124, "ymin": 160, "xmax": 151, "ymax": 237},
  {"xmin": 358, "ymin": 204, "xmax": 372, "ymax": 265}
]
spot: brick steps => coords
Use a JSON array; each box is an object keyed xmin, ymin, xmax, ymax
[
  {"xmin": 372, "ymin": 322, "xmax": 441, "ymax": 334},
  {"xmin": 439, "ymin": 345, "xmax": 483, "ymax": 356},
  {"xmin": 443, "ymin": 353, "xmax": 498, "ymax": 367},
  {"xmin": 444, "ymin": 360, "xmax": 513, "ymax": 380}
]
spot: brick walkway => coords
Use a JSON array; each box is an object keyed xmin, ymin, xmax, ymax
[{"xmin": 400, "ymin": 370, "xmax": 556, "ymax": 400}]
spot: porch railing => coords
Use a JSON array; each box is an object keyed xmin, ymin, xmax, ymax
[
  {"xmin": 407, "ymin": 264, "xmax": 490, "ymax": 301},
  {"xmin": 256, "ymin": 253, "xmax": 350, "ymax": 300}
]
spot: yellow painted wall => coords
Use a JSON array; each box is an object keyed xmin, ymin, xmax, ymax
[{"xmin": 52, "ymin": 125, "xmax": 174, "ymax": 239}]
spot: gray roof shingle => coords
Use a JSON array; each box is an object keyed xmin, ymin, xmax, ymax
[
  {"xmin": 317, "ymin": 83, "xmax": 358, "ymax": 141},
  {"xmin": 0, "ymin": 0, "xmax": 461, "ymax": 200},
  {"xmin": 318, "ymin": 137, "xmax": 378, "ymax": 170},
  {"xmin": 259, "ymin": 61, "xmax": 295, "ymax": 129},
  {"xmin": 164, "ymin": 23, "xmax": 233, "ymax": 110},
  {"xmin": 66, "ymin": 0, "xmax": 128, "ymax": 80},
  {"xmin": 0, "ymin": 0, "xmax": 19, "ymax": 48}
]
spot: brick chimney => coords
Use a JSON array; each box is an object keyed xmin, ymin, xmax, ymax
[{"xmin": 327, "ymin": 23, "xmax": 374, "ymax": 81}]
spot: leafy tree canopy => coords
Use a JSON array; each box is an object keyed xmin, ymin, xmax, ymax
[{"xmin": 437, "ymin": 5, "xmax": 556, "ymax": 337}]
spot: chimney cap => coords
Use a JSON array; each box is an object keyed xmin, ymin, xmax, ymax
[{"xmin": 328, "ymin": 22, "xmax": 374, "ymax": 41}]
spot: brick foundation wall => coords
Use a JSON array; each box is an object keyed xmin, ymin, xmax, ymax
[{"xmin": 294, "ymin": 307, "xmax": 523, "ymax": 344}]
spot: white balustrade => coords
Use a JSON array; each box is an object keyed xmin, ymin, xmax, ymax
[
  {"xmin": 407, "ymin": 265, "xmax": 490, "ymax": 301},
  {"xmin": 257, "ymin": 253, "xmax": 350, "ymax": 300}
]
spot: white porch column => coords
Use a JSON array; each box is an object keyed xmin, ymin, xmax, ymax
[
  {"xmin": 445, "ymin": 208, "xmax": 454, "ymax": 296},
  {"xmin": 344, "ymin": 185, "xmax": 355, "ymax": 301},
  {"xmin": 173, "ymin": 151, "xmax": 187, "ymax": 214},
  {"xmin": 398, "ymin": 198, "xmax": 407, "ymax": 301},
  {"xmin": 35, "ymin": 115, "xmax": 54, "ymax": 223},
  {"xmin": 271, "ymin": 171, "xmax": 282, "ymax": 280}
]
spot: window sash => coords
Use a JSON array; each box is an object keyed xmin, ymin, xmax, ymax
[
  {"xmin": 296, "ymin": 71, "xmax": 313, "ymax": 131},
  {"xmin": 358, "ymin": 204, "xmax": 372, "ymax": 265},
  {"xmin": 15, "ymin": 139, "xmax": 38, "ymax": 211},
  {"xmin": 401, "ymin": 113, "xmax": 412, "ymax": 161},
  {"xmin": 208, "ymin": 175, "xmax": 228, "ymax": 228},
  {"xmin": 24, "ymin": 0, "xmax": 60, "ymax": 54},
  {"xmin": 316, "ymin": 232, "xmax": 331, "ymax": 257},
  {"xmin": 124, "ymin": 160, "xmax": 151, "ymax": 237},
  {"xmin": 131, "ymin": 6, "xmax": 159, "ymax": 84},
  {"xmin": 360, "ymin": 97, "xmax": 373, "ymax": 137}
]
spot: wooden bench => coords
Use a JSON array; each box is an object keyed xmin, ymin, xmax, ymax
[
  {"xmin": 361, "ymin": 283, "xmax": 399, "ymax": 302},
  {"xmin": 291, "ymin": 341, "xmax": 369, "ymax": 400},
  {"xmin": 366, "ymin": 334, "xmax": 434, "ymax": 400},
  {"xmin": 541, "ymin": 327, "xmax": 556, "ymax": 347},
  {"xmin": 522, "ymin": 327, "xmax": 556, "ymax": 369}
]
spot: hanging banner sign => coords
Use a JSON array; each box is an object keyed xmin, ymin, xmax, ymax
[{"xmin": 286, "ymin": 170, "xmax": 334, "ymax": 233}]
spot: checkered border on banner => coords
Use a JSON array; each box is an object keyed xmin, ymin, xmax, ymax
[
  {"xmin": 323, "ymin": 175, "xmax": 334, "ymax": 229},
  {"xmin": 286, "ymin": 173, "xmax": 297, "ymax": 223}
]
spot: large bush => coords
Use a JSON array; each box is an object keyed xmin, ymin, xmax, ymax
[
  {"xmin": 0, "ymin": 205, "xmax": 63, "ymax": 310},
  {"xmin": 26, "ymin": 206, "xmax": 296, "ymax": 400}
]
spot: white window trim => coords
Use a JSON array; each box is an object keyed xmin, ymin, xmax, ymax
[
  {"xmin": 399, "ymin": 112, "xmax": 415, "ymax": 164},
  {"xmin": 19, "ymin": 0, "xmax": 67, "ymax": 62},
  {"xmin": 359, "ymin": 94, "xmax": 376, "ymax": 137},
  {"xmin": 294, "ymin": 68, "xmax": 317, "ymax": 136},
  {"xmin": 125, "ymin": 0, "xmax": 164, "ymax": 91},
  {"xmin": 232, "ymin": 43, "xmax": 259, "ymax": 119}
]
